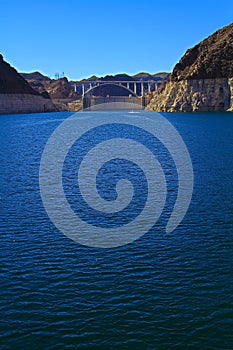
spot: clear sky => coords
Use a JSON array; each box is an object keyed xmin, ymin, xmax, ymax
[{"xmin": 0, "ymin": 0, "xmax": 232, "ymax": 80}]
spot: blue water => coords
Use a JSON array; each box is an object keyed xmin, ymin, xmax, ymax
[{"xmin": 1, "ymin": 111, "xmax": 233, "ymax": 349}]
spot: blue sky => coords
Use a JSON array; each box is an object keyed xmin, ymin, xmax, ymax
[{"xmin": 0, "ymin": 0, "xmax": 232, "ymax": 80}]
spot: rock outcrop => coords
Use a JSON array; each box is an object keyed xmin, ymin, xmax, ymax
[
  {"xmin": 21, "ymin": 72, "xmax": 82, "ymax": 111},
  {"xmin": 21, "ymin": 73, "xmax": 78, "ymax": 99},
  {"xmin": 147, "ymin": 23, "xmax": 233, "ymax": 112},
  {"xmin": 0, "ymin": 55, "xmax": 58, "ymax": 114},
  {"xmin": 228, "ymin": 78, "xmax": 233, "ymax": 111}
]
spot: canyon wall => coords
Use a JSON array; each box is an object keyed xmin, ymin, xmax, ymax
[
  {"xmin": 0, "ymin": 54, "xmax": 57, "ymax": 114},
  {"xmin": 147, "ymin": 23, "xmax": 233, "ymax": 112}
]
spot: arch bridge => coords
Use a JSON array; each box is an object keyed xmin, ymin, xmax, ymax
[
  {"xmin": 74, "ymin": 80, "xmax": 157, "ymax": 97},
  {"xmin": 73, "ymin": 80, "xmax": 157, "ymax": 110}
]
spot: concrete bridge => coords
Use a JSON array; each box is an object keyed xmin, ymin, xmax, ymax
[
  {"xmin": 73, "ymin": 80, "xmax": 157, "ymax": 97},
  {"xmin": 72, "ymin": 80, "xmax": 157, "ymax": 110}
]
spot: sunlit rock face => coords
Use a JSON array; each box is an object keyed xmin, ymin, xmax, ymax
[{"xmin": 147, "ymin": 23, "xmax": 233, "ymax": 112}]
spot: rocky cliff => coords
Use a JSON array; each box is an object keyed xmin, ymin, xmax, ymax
[
  {"xmin": 21, "ymin": 73, "xmax": 79, "ymax": 99},
  {"xmin": 21, "ymin": 72, "xmax": 82, "ymax": 111},
  {"xmin": 0, "ymin": 55, "xmax": 58, "ymax": 114},
  {"xmin": 147, "ymin": 23, "xmax": 233, "ymax": 112}
]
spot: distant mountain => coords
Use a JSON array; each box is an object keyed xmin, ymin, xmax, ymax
[
  {"xmin": 71, "ymin": 72, "xmax": 170, "ymax": 84},
  {"xmin": 132, "ymin": 72, "xmax": 169, "ymax": 81},
  {"xmin": 99, "ymin": 74, "xmax": 135, "ymax": 81},
  {"xmin": 78, "ymin": 75, "xmax": 98, "ymax": 83},
  {"xmin": 21, "ymin": 71, "xmax": 51, "ymax": 82}
]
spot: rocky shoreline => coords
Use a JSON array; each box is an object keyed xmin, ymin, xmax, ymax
[{"xmin": 147, "ymin": 78, "xmax": 233, "ymax": 112}]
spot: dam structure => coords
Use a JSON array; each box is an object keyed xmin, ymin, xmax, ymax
[{"xmin": 73, "ymin": 80, "xmax": 157, "ymax": 110}]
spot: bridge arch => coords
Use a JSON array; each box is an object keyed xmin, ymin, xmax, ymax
[{"xmin": 84, "ymin": 82, "xmax": 137, "ymax": 97}]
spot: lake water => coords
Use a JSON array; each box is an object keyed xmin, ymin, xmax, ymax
[{"xmin": 1, "ymin": 111, "xmax": 233, "ymax": 349}]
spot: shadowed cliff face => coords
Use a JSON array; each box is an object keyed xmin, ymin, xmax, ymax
[
  {"xmin": 0, "ymin": 54, "xmax": 38, "ymax": 95},
  {"xmin": 147, "ymin": 23, "xmax": 233, "ymax": 112},
  {"xmin": 0, "ymin": 55, "xmax": 59, "ymax": 114}
]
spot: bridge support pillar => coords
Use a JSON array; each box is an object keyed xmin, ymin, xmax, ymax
[
  {"xmin": 82, "ymin": 83, "xmax": 85, "ymax": 97},
  {"xmin": 148, "ymin": 82, "xmax": 151, "ymax": 94},
  {"xmin": 141, "ymin": 82, "xmax": 144, "ymax": 96},
  {"xmin": 141, "ymin": 96, "xmax": 146, "ymax": 108},
  {"xmin": 134, "ymin": 83, "xmax": 137, "ymax": 95},
  {"xmin": 74, "ymin": 84, "xmax": 77, "ymax": 93}
]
